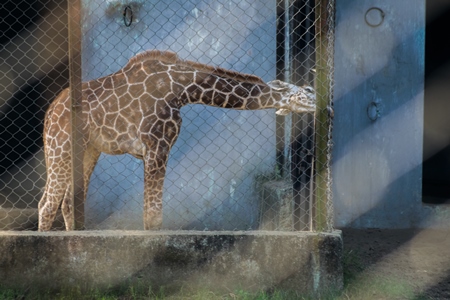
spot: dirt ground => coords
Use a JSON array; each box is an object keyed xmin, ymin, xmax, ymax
[{"xmin": 342, "ymin": 228, "xmax": 450, "ymax": 299}]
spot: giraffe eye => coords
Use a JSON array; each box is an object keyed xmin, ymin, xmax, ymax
[{"xmin": 304, "ymin": 86, "xmax": 315, "ymax": 93}]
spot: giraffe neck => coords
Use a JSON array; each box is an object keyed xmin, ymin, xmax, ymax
[
  {"xmin": 178, "ymin": 69, "xmax": 287, "ymax": 111},
  {"xmin": 127, "ymin": 50, "xmax": 293, "ymax": 111}
]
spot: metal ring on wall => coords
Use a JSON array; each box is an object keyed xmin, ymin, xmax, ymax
[
  {"xmin": 367, "ymin": 101, "xmax": 380, "ymax": 121},
  {"xmin": 123, "ymin": 5, "xmax": 133, "ymax": 27}
]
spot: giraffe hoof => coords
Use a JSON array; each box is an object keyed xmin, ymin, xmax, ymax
[
  {"xmin": 144, "ymin": 213, "xmax": 163, "ymax": 230},
  {"xmin": 144, "ymin": 224, "xmax": 162, "ymax": 230}
]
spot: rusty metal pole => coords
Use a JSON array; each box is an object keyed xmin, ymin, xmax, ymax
[
  {"xmin": 314, "ymin": 0, "xmax": 333, "ymax": 231},
  {"xmin": 285, "ymin": 0, "xmax": 316, "ymax": 231},
  {"xmin": 275, "ymin": 0, "xmax": 287, "ymax": 179},
  {"xmin": 68, "ymin": 0, "xmax": 85, "ymax": 229}
]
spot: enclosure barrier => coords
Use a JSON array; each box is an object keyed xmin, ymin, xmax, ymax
[
  {"xmin": 0, "ymin": 0, "xmax": 334, "ymax": 232},
  {"xmin": 0, "ymin": 0, "xmax": 341, "ymax": 295}
]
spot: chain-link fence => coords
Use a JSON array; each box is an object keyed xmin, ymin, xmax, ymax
[
  {"xmin": 0, "ymin": 0, "xmax": 68, "ymax": 230},
  {"xmin": 0, "ymin": 0, "xmax": 334, "ymax": 232}
]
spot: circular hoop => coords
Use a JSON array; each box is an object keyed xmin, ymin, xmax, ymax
[{"xmin": 123, "ymin": 6, "xmax": 133, "ymax": 27}]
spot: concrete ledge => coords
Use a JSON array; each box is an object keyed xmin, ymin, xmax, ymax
[
  {"xmin": 0, "ymin": 230, "xmax": 343, "ymax": 295},
  {"xmin": 259, "ymin": 180, "xmax": 295, "ymax": 230}
]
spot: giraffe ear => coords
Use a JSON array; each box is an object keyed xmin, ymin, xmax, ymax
[{"xmin": 267, "ymin": 80, "xmax": 291, "ymax": 92}]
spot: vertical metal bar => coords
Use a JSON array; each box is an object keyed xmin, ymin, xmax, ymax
[
  {"xmin": 68, "ymin": 0, "xmax": 84, "ymax": 229},
  {"xmin": 276, "ymin": 0, "xmax": 287, "ymax": 178},
  {"xmin": 314, "ymin": 0, "xmax": 333, "ymax": 231},
  {"xmin": 289, "ymin": 0, "xmax": 315, "ymax": 231},
  {"xmin": 285, "ymin": 0, "xmax": 308, "ymax": 231},
  {"xmin": 302, "ymin": 1, "xmax": 316, "ymax": 232},
  {"xmin": 284, "ymin": 0, "xmax": 292, "ymax": 83}
]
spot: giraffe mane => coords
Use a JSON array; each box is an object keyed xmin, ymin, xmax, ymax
[
  {"xmin": 126, "ymin": 49, "xmax": 178, "ymax": 66},
  {"xmin": 125, "ymin": 49, "xmax": 266, "ymax": 85}
]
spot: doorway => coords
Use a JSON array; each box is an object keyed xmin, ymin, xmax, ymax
[{"xmin": 423, "ymin": 1, "xmax": 450, "ymax": 204}]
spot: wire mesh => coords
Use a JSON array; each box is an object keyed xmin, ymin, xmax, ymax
[
  {"xmin": 0, "ymin": 0, "xmax": 334, "ymax": 232},
  {"xmin": 0, "ymin": 0, "xmax": 68, "ymax": 230}
]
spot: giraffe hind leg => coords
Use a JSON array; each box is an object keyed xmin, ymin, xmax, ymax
[
  {"xmin": 38, "ymin": 189, "xmax": 53, "ymax": 231},
  {"xmin": 61, "ymin": 183, "xmax": 75, "ymax": 230},
  {"xmin": 38, "ymin": 180, "xmax": 71, "ymax": 231},
  {"xmin": 82, "ymin": 145, "xmax": 101, "ymax": 201},
  {"xmin": 38, "ymin": 157, "xmax": 72, "ymax": 231}
]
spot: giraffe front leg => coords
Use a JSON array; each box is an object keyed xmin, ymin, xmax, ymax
[
  {"xmin": 142, "ymin": 150, "xmax": 168, "ymax": 230},
  {"xmin": 143, "ymin": 188, "xmax": 164, "ymax": 230}
]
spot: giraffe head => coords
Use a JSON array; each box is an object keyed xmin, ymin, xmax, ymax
[{"xmin": 267, "ymin": 80, "xmax": 316, "ymax": 115}]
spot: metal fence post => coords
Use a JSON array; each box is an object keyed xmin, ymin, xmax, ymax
[
  {"xmin": 314, "ymin": 0, "xmax": 334, "ymax": 231},
  {"xmin": 281, "ymin": 0, "xmax": 316, "ymax": 231},
  {"xmin": 68, "ymin": 0, "xmax": 85, "ymax": 229}
]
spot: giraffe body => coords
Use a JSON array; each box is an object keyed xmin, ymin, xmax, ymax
[{"xmin": 38, "ymin": 50, "xmax": 315, "ymax": 231}]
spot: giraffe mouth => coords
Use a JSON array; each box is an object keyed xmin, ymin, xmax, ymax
[
  {"xmin": 268, "ymin": 80, "xmax": 316, "ymax": 115},
  {"xmin": 290, "ymin": 85, "xmax": 316, "ymax": 113}
]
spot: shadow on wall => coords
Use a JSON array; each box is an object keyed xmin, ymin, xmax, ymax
[
  {"xmin": 333, "ymin": 0, "xmax": 450, "ymax": 228},
  {"xmin": 0, "ymin": 0, "xmax": 69, "ymax": 208},
  {"xmin": 332, "ymin": 4, "xmax": 424, "ymax": 228},
  {"xmin": 423, "ymin": 2, "xmax": 450, "ymax": 203},
  {"xmin": 0, "ymin": 231, "xmax": 343, "ymax": 295}
]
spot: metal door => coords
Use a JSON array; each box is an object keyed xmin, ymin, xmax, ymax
[{"xmin": 332, "ymin": 0, "xmax": 425, "ymax": 228}]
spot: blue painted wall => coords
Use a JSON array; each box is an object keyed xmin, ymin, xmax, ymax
[
  {"xmin": 80, "ymin": 0, "xmax": 278, "ymax": 229},
  {"xmin": 332, "ymin": 0, "xmax": 425, "ymax": 228}
]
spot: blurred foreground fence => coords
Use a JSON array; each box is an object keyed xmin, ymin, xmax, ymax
[{"xmin": 0, "ymin": 0, "xmax": 334, "ymax": 231}]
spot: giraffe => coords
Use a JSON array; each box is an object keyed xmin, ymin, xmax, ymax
[{"xmin": 38, "ymin": 49, "xmax": 316, "ymax": 231}]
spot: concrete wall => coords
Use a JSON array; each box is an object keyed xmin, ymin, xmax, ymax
[
  {"xmin": 0, "ymin": 230, "xmax": 343, "ymax": 295},
  {"xmin": 80, "ymin": 0, "xmax": 279, "ymax": 230}
]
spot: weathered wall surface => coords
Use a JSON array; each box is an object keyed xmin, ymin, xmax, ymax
[
  {"xmin": 332, "ymin": 0, "xmax": 426, "ymax": 228},
  {"xmin": 0, "ymin": 231, "xmax": 343, "ymax": 295}
]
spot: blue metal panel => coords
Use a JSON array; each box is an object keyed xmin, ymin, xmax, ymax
[{"xmin": 332, "ymin": 0, "xmax": 425, "ymax": 228}]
